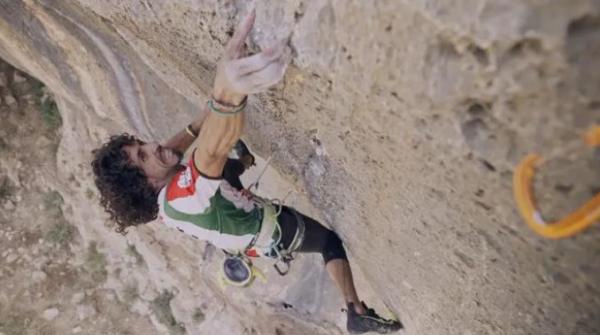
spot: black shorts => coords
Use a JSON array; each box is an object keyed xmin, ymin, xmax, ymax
[{"xmin": 276, "ymin": 206, "xmax": 347, "ymax": 264}]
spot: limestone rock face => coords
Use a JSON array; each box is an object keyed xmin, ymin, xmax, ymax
[{"xmin": 1, "ymin": 1, "xmax": 599, "ymax": 334}]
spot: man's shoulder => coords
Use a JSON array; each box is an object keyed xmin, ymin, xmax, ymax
[
  {"xmin": 161, "ymin": 163, "xmax": 223, "ymax": 211},
  {"xmin": 163, "ymin": 167, "xmax": 193, "ymax": 202}
]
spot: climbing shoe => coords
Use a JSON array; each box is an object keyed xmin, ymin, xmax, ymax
[{"xmin": 346, "ymin": 302, "xmax": 403, "ymax": 334}]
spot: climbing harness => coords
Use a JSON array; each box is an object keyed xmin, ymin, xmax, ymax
[
  {"xmin": 270, "ymin": 206, "xmax": 306, "ymax": 276},
  {"xmin": 513, "ymin": 125, "xmax": 600, "ymax": 239},
  {"xmin": 247, "ymin": 196, "xmax": 306, "ymax": 276},
  {"xmin": 218, "ymin": 201, "xmax": 306, "ymax": 287},
  {"xmin": 219, "ymin": 156, "xmax": 305, "ymax": 287}
]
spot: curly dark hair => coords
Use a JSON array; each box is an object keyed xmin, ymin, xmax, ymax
[{"xmin": 91, "ymin": 133, "xmax": 159, "ymax": 234}]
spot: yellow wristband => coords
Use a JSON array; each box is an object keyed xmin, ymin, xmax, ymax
[{"xmin": 185, "ymin": 124, "xmax": 198, "ymax": 138}]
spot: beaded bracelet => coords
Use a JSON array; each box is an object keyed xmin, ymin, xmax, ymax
[{"xmin": 208, "ymin": 96, "xmax": 248, "ymax": 115}]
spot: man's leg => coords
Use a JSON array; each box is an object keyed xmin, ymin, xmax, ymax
[
  {"xmin": 325, "ymin": 258, "xmax": 367, "ymax": 314},
  {"xmin": 278, "ymin": 207, "xmax": 365, "ymax": 311},
  {"xmin": 276, "ymin": 206, "xmax": 402, "ymax": 333}
]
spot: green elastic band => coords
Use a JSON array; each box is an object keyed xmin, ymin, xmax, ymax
[{"xmin": 208, "ymin": 99, "xmax": 246, "ymax": 115}]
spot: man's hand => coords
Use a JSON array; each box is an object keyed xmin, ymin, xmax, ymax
[
  {"xmin": 212, "ymin": 9, "xmax": 291, "ymax": 105},
  {"xmin": 194, "ymin": 8, "xmax": 290, "ymax": 178}
]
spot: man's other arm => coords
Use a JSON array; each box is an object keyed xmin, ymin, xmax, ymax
[{"xmin": 163, "ymin": 116, "xmax": 206, "ymax": 154}]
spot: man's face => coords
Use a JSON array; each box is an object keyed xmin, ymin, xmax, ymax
[{"xmin": 123, "ymin": 140, "xmax": 182, "ymax": 189}]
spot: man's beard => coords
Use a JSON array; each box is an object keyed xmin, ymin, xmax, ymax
[{"xmin": 173, "ymin": 148, "xmax": 184, "ymax": 162}]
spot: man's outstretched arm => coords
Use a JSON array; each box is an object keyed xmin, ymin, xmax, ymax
[
  {"xmin": 194, "ymin": 9, "xmax": 290, "ymax": 177},
  {"xmin": 162, "ymin": 116, "xmax": 207, "ymax": 154}
]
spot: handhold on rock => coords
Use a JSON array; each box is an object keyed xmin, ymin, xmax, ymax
[
  {"xmin": 13, "ymin": 71, "xmax": 26, "ymax": 83},
  {"xmin": 3, "ymin": 94, "xmax": 16, "ymax": 105},
  {"xmin": 42, "ymin": 307, "xmax": 60, "ymax": 321}
]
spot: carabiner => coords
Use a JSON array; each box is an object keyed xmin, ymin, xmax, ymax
[{"xmin": 512, "ymin": 125, "xmax": 600, "ymax": 239}]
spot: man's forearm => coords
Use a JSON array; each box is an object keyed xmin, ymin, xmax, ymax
[
  {"xmin": 194, "ymin": 106, "xmax": 244, "ymax": 177},
  {"xmin": 163, "ymin": 114, "xmax": 207, "ymax": 154}
]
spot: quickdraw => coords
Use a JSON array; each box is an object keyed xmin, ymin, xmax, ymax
[
  {"xmin": 247, "ymin": 155, "xmax": 306, "ymax": 276},
  {"xmin": 512, "ymin": 126, "xmax": 600, "ymax": 239}
]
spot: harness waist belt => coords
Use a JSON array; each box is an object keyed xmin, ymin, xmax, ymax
[{"xmin": 248, "ymin": 203, "xmax": 279, "ymax": 255}]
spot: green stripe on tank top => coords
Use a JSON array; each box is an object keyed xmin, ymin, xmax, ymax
[{"xmin": 163, "ymin": 190, "xmax": 263, "ymax": 236}]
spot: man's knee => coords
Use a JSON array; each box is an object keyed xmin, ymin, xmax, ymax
[{"xmin": 323, "ymin": 230, "xmax": 347, "ymax": 264}]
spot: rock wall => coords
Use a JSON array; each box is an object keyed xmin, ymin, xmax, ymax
[{"xmin": 0, "ymin": 0, "xmax": 599, "ymax": 334}]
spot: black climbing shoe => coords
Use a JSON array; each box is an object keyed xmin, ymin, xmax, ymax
[
  {"xmin": 233, "ymin": 139, "xmax": 255, "ymax": 169},
  {"xmin": 346, "ymin": 302, "xmax": 403, "ymax": 334}
]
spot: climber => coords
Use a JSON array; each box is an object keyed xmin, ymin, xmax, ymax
[{"xmin": 90, "ymin": 9, "xmax": 401, "ymax": 334}]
